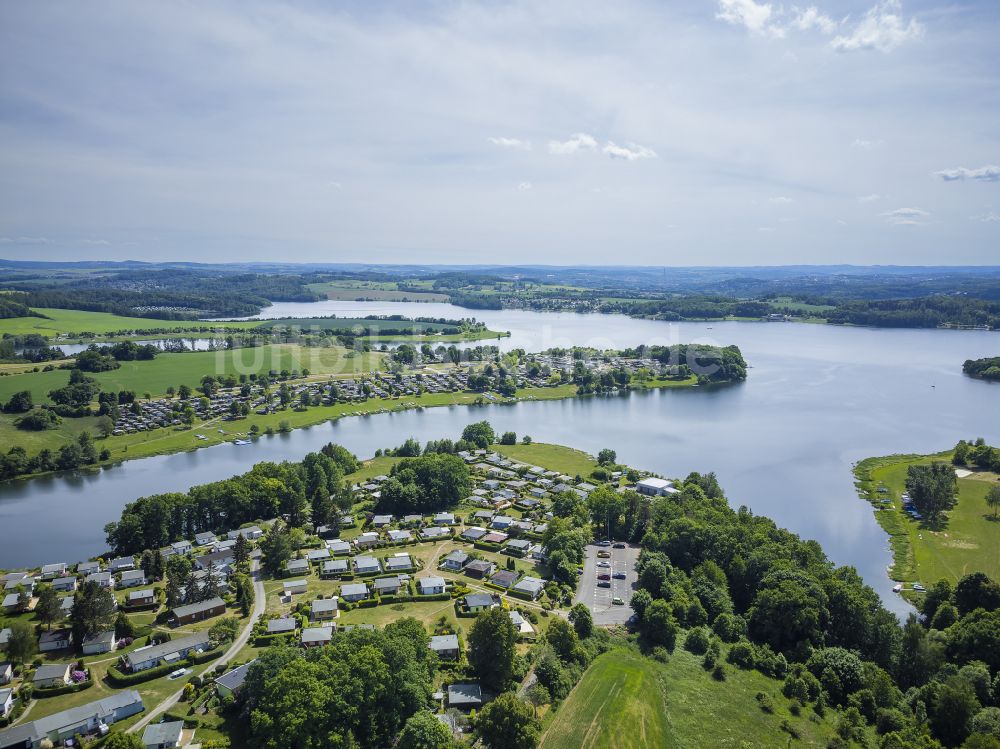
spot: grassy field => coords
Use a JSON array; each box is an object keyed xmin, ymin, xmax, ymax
[
  {"xmin": 495, "ymin": 442, "xmax": 598, "ymax": 477},
  {"xmin": 307, "ymin": 280, "xmax": 449, "ymax": 303},
  {"xmin": 540, "ymin": 650, "xmax": 672, "ymax": 749},
  {"xmin": 0, "ymin": 308, "xmax": 259, "ymax": 338},
  {"xmin": 0, "ymin": 344, "xmax": 384, "ymax": 404},
  {"xmin": 542, "ymin": 648, "xmax": 849, "ymax": 749},
  {"xmin": 855, "ymin": 451, "xmax": 1000, "ymax": 586}
]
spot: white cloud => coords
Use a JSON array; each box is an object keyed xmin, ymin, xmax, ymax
[
  {"xmin": 831, "ymin": 1, "xmax": 923, "ymax": 53},
  {"xmin": 489, "ymin": 136, "xmax": 531, "ymax": 151},
  {"xmin": 0, "ymin": 236, "xmax": 50, "ymax": 245},
  {"xmin": 82, "ymin": 238, "xmax": 111, "ymax": 245},
  {"xmin": 792, "ymin": 6, "xmax": 837, "ymax": 34},
  {"xmin": 602, "ymin": 141, "xmax": 657, "ymax": 160},
  {"xmin": 768, "ymin": 196, "xmax": 793, "ymax": 204},
  {"xmin": 858, "ymin": 193, "xmax": 881, "ymax": 202},
  {"xmin": 881, "ymin": 207, "xmax": 929, "ymax": 225},
  {"xmin": 758, "ymin": 226, "xmax": 776, "ymax": 232},
  {"xmin": 716, "ymin": 0, "xmax": 784, "ymax": 38},
  {"xmin": 547, "ymin": 133, "xmax": 598, "ymax": 155},
  {"xmin": 972, "ymin": 211, "xmax": 1000, "ymax": 222},
  {"xmin": 852, "ymin": 138, "xmax": 882, "ymax": 150},
  {"xmin": 934, "ymin": 165, "xmax": 1000, "ymax": 182},
  {"xmin": 517, "ymin": 181, "xmax": 532, "ymax": 191}
]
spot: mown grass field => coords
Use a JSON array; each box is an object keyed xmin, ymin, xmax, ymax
[
  {"xmin": 0, "ymin": 308, "xmax": 259, "ymax": 338},
  {"xmin": 0, "ymin": 344, "xmax": 384, "ymax": 404},
  {"xmin": 495, "ymin": 442, "xmax": 598, "ymax": 477},
  {"xmin": 306, "ymin": 280, "xmax": 449, "ymax": 303},
  {"xmin": 541, "ymin": 651, "xmax": 673, "ymax": 749},
  {"xmin": 856, "ymin": 452, "xmax": 1000, "ymax": 585}
]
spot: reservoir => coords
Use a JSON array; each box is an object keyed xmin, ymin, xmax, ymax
[{"xmin": 2, "ymin": 301, "xmax": 999, "ymax": 616}]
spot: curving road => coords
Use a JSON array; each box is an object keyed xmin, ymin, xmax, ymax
[{"xmin": 129, "ymin": 562, "xmax": 265, "ymax": 734}]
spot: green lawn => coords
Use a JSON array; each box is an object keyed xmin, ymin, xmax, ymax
[
  {"xmin": 855, "ymin": 452, "xmax": 1000, "ymax": 586},
  {"xmin": 540, "ymin": 650, "xmax": 673, "ymax": 749},
  {"xmin": 0, "ymin": 344, "xmax": 384, "ymax": 404},
  {"xmin": 0, "ymin": 308, "xmax": 259, "ymax": 338},
  {"xmin": 306, "ymin": 281, "xmax": 449, "ymax": 303},
  {"xmin": 495, "ymin": 442, "xmax": 598, "ymax": 477}
]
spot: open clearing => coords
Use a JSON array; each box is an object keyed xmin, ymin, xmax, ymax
[{"xmin": 0, "ymin": 308, "xmax": 258, "ymax": 338}]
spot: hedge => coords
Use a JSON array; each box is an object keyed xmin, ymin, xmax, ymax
[
  {"xmin": 253, "ymin": 633, "xmax": 295, "ymax": 647},
  {"xmin": 107, "ymin": 646, "xmax": 223, "ymax": 686},
  {"xmin": 34, "ymin": 680, "xmax": 94, "ymax": 698},
  {"xmin": 474, "ymin": 541, "xmax": 503, "ymax": 553}
]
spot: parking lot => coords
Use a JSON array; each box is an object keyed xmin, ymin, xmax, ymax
[{"xmin": 575, "ymin": 540, "xmax": 640, "ymax": 625}]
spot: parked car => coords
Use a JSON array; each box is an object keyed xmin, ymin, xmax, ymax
[
  {"xmin": 613, "ymin": 543, "xmax": 626, "ymax": 549},
  {"xmin": 597, "ymin": 581, "xmax": 611, "ymax": 588},
  {"xmin": 613, "ymin": 572, "xmax": 626, "ymax": 579},
  {"xmin": 169, "ymin": 668, "xmax": 190, "ymax": 680},
  {"xmin": 912, "ymin": 583, "xmax": 926, "ymax": 592},
  {"xmin": 597, "ymin": 561, "xmax": 611, "ymax": 568},
  {"xmin": 612, "ymin": 597, "xmax": 625, "ymax": 605},
  {"xmin": 597, "ymin": 551, "xmax": 611, "ymax": 558},
  {"xmin": 597, "ymin": 573, "xmax": 611, "ymax": 581},
  {"xmin": 597, "ymin": 540, "xmax": 611, "ymax": 547}
]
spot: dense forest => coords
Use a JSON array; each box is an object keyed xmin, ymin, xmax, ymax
[
  {"xmin": 963, "ymin": 356, "xmax": 1000, "ymax": 382},
  {"xmin": 0, "ymin": 295, "xmax": 44, "ymax": 319},
  {"xmin": 825, "ymin": 297, "xmax": 1000, "ymax": 329}
]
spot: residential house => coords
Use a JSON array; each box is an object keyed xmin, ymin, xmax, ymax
[
  {"xmin": 447, "ymin": 683, "xmax": 482, "ymax": 710},
  {"xmin": 227, "ymin": 526, "xmax": 263, "ymax": 540},
  {"xmin": 352, "ymin": 555, "xmax": 380, "ymax": 575},
  {"xmin": 0, "ymin": 688, "xmax": 12, "ymax": 718},
  {"xmin": 420, "ymin": 526, "xmax": 449, "ymax": 540},
  {"xmin": 320, "ymin": 559, "xmax": 349, "ymax": 578},
  {"xmin": 1, "ymin": 595, "xmax": 20, "ymax": 614},
  {"xmin": 301, "ymin": 626, "xmax": 334, "ymax": 648},
  {"xmin": 0, "ymin": 628, "xmax": 10, "ymax": 651},
  {"xmin": 460, "ymin": 526, "xmax": 488, "ymax": 542},
  {"xmin": 371, "ymin": 514, "xmax": 393, "ymax": 528},
  {"xmin": 265, "ymin": 618, "xmax": 297, "ymax": 636},
  {"xmin": 194, "ymin": 550, "xmax": 235, "ymax": 572},
  {"xmin": 194, "ymin": 532, "xmax": 217, "ymax": 546},
  {"xmin": 310, "ymin": 598, "xmax": 339, "ymax": 621},
  {"xmin": 141, "ymin": 720, "xmax": 183, "ymax": 749},
  {"xmin": 171, "ymin": 596, "xmax": 226, "ymax": 626},
  {"xmin": 481, "ymin": 532, "xmax": 508, "ymax": 545},
  {"xmin": 50, "ymin": 576, "xmax": 77, "ymax": 594},
  {"xmin": 384, "ymin": 554, "xmax": 413, "ymax": 572},
  {"xmin": 76, "ymin": 561, "xmax": 101, "ymax": 576},
  {"xmin": 0, "ymin": 689, "xmax": 144, "ymax": 748},
  {"xmin": 127, "ymin": 589, "xmax": 157, "ymax": 608},
  {"xmin": 373, "ymin": 576, "xmax": 402, "ymax": 596},
  {"xmin": 463, "ymin": 560, "xmax": 495, "ymax": 580},
  {"xmin": 503, "ymin": 539, "xmax": 531, "ymax": 557},
  {"xmin": 306, "ymin": 548, "xmax": 331, "ymax": 564},
  {"xmin": 325, "ymin": 539, "xmax": 351, "ymax": 556},
  {"xmin": 81, "ymin": 630, "xmax": 116, "ymax": 655},
  {"xmin": 215, "ymin": 659, "xmax": 256, "ymax": 700},
  {"xmin": 124, "ymin": 632, "xmax": 211, "ymax": 673},
  {"xmin": 340, "ymin": 583, "xmax": 368, "ymax": 603},
  {"xmin": 283, "ymin": 579, "xmax": 308, "ymax": 596},
  {"xmin": 512, "ymin": 577, "xmax": 545, "ymax": 600},
  {"xmin": 33, "ymin": 663, "xmax": 71, "ymax": 688},
  {"xmin": 509, "ymin": 610, "xmax": 536, "ymax": 636},
  {"xmin": 0, "ymin": 662, "xmax": 12, "ymax": 685},
  {"xmin": 417, "ymin": 577, "xmax": 446, "ymax": 596},
  {"xmin": 170, "ymin": 540, "xmax": 193, "ymax": 555},
  {"xmin": 433, "ymin": 512, "xmax": 455, "ymax": 526},
  {"xmin": 40, "ymin": 563, "xmax": 67, "ymax": 580},
  {"xmin": 119, "ymin": 569, "xmax": 147, "ymax": 588},
  {"xmin": 441, "ymin": 550, "xmax": 469, "ymax": 571},
  {"xmin": 38, "ymin": 629, "xmax": 72, "ymax": 653},
  {"xmin": 462, "ymin": 593, "xmax": 500, "ymax": 613},
  {"xmin": 284, "ymin": 558, "xmax": 309, "ymax": 577},
  {"xmin": 85, "ymin": 571, "xmax": 114, "ymax": 589},
  {"xmin": 489, "ymin": 570, "xmax": 518, "ymax": 589},
  {"xmin": 109, "ymin": 556, "xmax": 135, "ymax": 572},
  {"xmin": 401, "ymin": 514, "xmax": 423, "ymax": 527},
  {"xmin": 354, "ymin": 532, "xmax": 380, "ymax": 550},
  {"xmin": 387, "ymin": 529, "xmax": 411, "ymax": 543},
  {"xmin": 429, "ymin": 634, "xmax": 460, "ymax": 661}
]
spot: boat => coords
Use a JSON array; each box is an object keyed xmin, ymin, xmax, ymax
[{"xmin": 234, "ymin": 439, "xmax": 252, "ymax": 445}]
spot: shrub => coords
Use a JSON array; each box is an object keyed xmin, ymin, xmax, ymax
[
  {"xmin": 727, "ymin": 640, "xmax": 756, "ymax": 670},
  {"xmin": 756, "ymin": 692, "xmax": 775, "ymax": 714},
  {"xmin": 712, "ymin": 664, "xmax": 726, "ymax": 681},
  {"xmin": 683, "ymin": 627, "xmax": 710, "ymax": 655}
]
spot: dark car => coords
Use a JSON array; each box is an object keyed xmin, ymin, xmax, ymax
[
  {"xmin": 597, "ymin": 573, "xmax": 611, "ymax": 581},
  {"xmin": 612, "ymin": 572, "xmax": 626, "ymax": 579},
  {"xmin": 613, "ymin": 543, "xmax": 626, "ymax": 549},
  {"xmin": 597, "ymin": 580, "xmax": 611, "ymax": 588}
]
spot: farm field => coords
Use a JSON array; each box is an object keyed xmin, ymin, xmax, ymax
[
  {"xmin": 307, "ymin": 280, "xmax": 449, "ymax": 302},
  {"xmin": 855, "ymin": 452, "xmax": 1000, "ymax": 585},
  {"xmin": 495, "ymin": 442, "xmax": 598, "ymax": 478},
  {"xmin": 0, "ymin": 344, "xmax": 384, "ymax": 404},
  {"xmin": 0, "ymin": 308, "xmax": 259, "ymax": 338}
]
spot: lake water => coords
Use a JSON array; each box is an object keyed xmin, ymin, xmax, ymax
[
  {"xmin": 4, "ymin": 301, "xmax": 1000, "ymax": 616},
  {"xmin": 38, "ymin": 338, "xmax": 219, "ymax": 356}
]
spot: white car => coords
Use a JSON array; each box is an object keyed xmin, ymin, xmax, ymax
[
  {"xmin": 169, "ymin": 668, "xmax": 190, "ymax": 680},
  {"xmin": 597, "ymin": 561, "xmax": 611, "ymax": 568}
]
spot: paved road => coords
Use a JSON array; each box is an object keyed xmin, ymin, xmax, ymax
[
  {"xmin": 575, "ymin": 541, "xmax": 639, "ymax": 626},
  {"xmin": 129, "ymin": 562, "xmax": 265, "ymax": 734}
]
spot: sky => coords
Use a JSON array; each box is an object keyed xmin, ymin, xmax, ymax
[{"xmin": 0, "ymin": 0, "xmax": 998, "ymax": 266}]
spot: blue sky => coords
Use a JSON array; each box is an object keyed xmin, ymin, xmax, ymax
[{"xmin": 0, "ymin": 0, "xmax": 997, "ymax": 265}]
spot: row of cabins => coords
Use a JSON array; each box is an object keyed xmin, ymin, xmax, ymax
[
  {"xmin": 439, "ymin": 550, "xmax": 545, "ymax": 599},
  {"xmin": 0, "ymin": 690, "xmax": 144, "ymax": 749}
]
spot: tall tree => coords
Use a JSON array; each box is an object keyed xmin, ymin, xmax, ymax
[
  {"xmin": 906, "ymin": 462, "xmax": 958, "ymax": 523},
  {"xmin": 468, "ymin": 607, "xmax": 518, "ymax": 691},
  {"xmin": 5, "ymin": 619, "xmax": 37, "ymax": 668},
  {"xmin": 70, "ymin": 580, "xmax": 117, "ymax": 647},
  {"xmin": 396, "ymin": 711, "xmax": 455, "ymax": 749},
  {"xmin": 35, "ymin": 584, "xmax": 62, "ymax": 631},
  {"xmin": 475, "ymin": 693, "xmax": 540, "ymax": 749}
]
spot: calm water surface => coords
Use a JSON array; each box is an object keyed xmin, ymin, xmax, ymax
[{"xmin": 4, "ymin": 301, "xmax": 999, "ymax": 616}]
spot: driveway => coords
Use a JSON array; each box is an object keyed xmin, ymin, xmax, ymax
[
  {"xmin": 574, "ymin": 542, "xmax": 639, "ymax": 626},
  {"xmin": 129, "ymin": 561, "xmax": 265, "ymax": 734}
]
